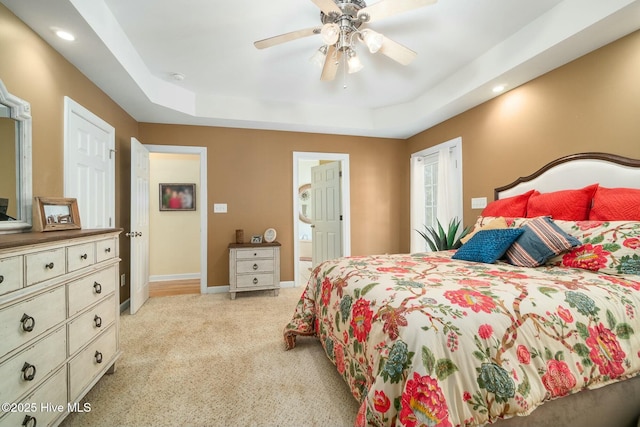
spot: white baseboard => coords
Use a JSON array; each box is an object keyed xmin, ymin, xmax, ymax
[
  {"xmin": 149, "ymin": 273, "xmax": 200, "ymax": 282},
  {"xmin": 120, "ymin": 299, "xmax": 130, "ymax": 313},
  {"xmin": 280, "ymin": 281, "xmax": 296, "ymax": 288},
  {"xmin": 204, "ymin": 285, "xmax": 230, "ymax": 294}
]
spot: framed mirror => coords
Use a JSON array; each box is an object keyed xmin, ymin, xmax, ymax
[
  {"xmin": 298, "ymin": 183, "xmax": 312, "ymax": 224},
  {"xmin": 0, "ymin": 79, "xmax": 32, "ymax": 233}
]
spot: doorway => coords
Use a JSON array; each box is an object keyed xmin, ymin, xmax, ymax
[
  {"xmin": 293, "ymin": 152, "xmax": 351, "ymax": 286},
  {"xmin": 144, "ymin": 145, "xmax": 208, "ymax": 294}
]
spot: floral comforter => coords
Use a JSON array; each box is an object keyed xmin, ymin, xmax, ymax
[{"xmin": 284, "ymin": 252, "xmax": 640, "ymax": 426}]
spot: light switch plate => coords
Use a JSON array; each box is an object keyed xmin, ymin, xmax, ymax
[
  {"xmin": 213, "ymin": 203, "xmax": 227, "ymax": 213},
  {"xmin": 471, "ymin": 197, "xmax": 487, "ymax": 209}
]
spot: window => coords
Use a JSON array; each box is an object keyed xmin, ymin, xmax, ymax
[{"xmin": 410, "ymin": 138, "xmax": 463, "ymax": 252}]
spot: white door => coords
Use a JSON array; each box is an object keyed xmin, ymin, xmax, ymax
[
  {"xmin": 64, "ymin": 97, "xmax": 115, "ymax": 228},
  {"xmin": 130, "ymin": 138, "xmax": 150, "ymax": 314},
  {"xmin": 311, "ymin": 162, "xmax": 342, "ymax": 267}
]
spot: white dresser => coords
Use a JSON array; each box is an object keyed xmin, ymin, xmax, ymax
[
  {"xmin": 0, "ymin": 229, "xmax": 122, "ymax": 427},
  {"xmin": 228, "ymin": 242, "xmax": 281, "ymax": 299}
]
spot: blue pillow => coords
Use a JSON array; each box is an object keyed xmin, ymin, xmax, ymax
[
  {"xmin": 452, "ymin": 228, "xmax": 524, "ymax": 264},
  {"xmin": 505, "ymin": 216, "xmax": 581, "ymax": 267}
]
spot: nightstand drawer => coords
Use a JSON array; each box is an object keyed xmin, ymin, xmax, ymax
[
  {"xmin": 25, "ymin": 249, "xmax": 65, "ymax": 286},
  {"xmin": 236, "ymin": 273, "xmax": 274, "ymax": 288},
  {"xmin": 236, "ymin": 259, "xmax": 274, "ymax": 274},
  {"xmin": 0, "ymin": 256, "xmax": 23, "ymax": 296},
  {"xmin": 96, "ymin": 238, "xmax": 117, "ymax": 263},
  {"xmin": 67, "ymin": 242, "xmax": 96, "ymax": 272},
  {"xmin": 68, "ymin": 294, "xmax": 116, "ymax": 354},
  {"xmin": 235, "ymin": 248, "xmax": 274, "ymax": 259},
  {"xmin": 0, "ymin": 286, "xmax": 66, "ymax": 359},
  {"xmin": 0, "ymin": 326, "xmax": 66, "ymax": 406}
]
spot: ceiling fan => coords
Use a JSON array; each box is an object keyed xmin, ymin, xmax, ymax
[{"xmin": 254, "ymin": 0, "xmax": 437, "ymax": 81}]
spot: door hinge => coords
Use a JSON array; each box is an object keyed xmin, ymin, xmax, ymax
[
  {"xmin": 339, "ymin": 171, "xmax": 342, "ymax": 178},
  {"xmin": 340, "ymin": 215, "xmax": 343, "ymax": 221},
  {"xmin": 109, "ymin": 149, "xmax": 117, "ymax": 159},
  {"xmin": 109, "ymin": 217, "xmax": 112, "ymax": 227}
]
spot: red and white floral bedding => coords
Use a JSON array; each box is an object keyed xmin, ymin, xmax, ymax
[{"xmin": 284, "ymin": 248, "xmax": 640, "ymax": 426}]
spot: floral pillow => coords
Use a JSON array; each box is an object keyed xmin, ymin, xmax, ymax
[{"xmin": 546, "ymin": 220, "xmax": 640, "ymax": 276}]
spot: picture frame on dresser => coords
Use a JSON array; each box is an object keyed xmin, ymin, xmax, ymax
[{"xmin": 35, "ymin": 197, "xmax": 81, "ymax": 232}]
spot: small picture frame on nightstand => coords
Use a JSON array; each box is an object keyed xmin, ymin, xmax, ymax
[{"xmin": 251, "ymin": 235, "xmax": 263, "ymax": 244}]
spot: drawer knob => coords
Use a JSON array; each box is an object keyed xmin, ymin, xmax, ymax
[
  {"xmin": 95, "ymin": 351, "xmax": 103, "ymax": 364},
  {"xmin": 22, "ymin": 415, "xmax": 37, "ymax": 427},
  {"xmin": 254, "ymin": 253, "xmax": 257, "ymax": 257},
  {"xmin": 253, "ymin": 263, "xmax": 258, "ymax": 270},
  {"xmin": 20, "ymin": 313, "xmax": 35, "ymax": 332},
  {"xmin": 93, "ymin": 281, "xmax": 102, "ymax": 294},
  {"xmin": 253, "ymin": 277, "xmax": 258, "ymax": 285},
  {"xmin": 0, "ymin": 275, "xmax": 3, "ymax": 284},
  {"xmin": 21, "ymin": 362, "xmax": 37, "ymax": 381},
  {"xmin": 94, "ymin": 315, "xmax": 102, "ymax": 328},
  {"xmin": 105, "ymin": 247, "xmax": 111, "ymax": 253},
  {"xmin": 81, "ymin": 253, "xmax": 88, "ymax": 260},
  {"xmin": 45, "ymin": 262, "xmax": 54, "ymax": 269}
]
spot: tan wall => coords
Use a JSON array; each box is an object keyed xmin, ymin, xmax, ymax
[
  {"xmin": 138, "ymin": 124, "xmax": 405, "ymax": 287},
  {"xmin": 0, "ymin": 4, "xmax": 138, "ymax": 302},
  {"xmin": 403, "ymin": 30, "xmax": 640, "ymax": 252},
  {"xmin": 149, "ymin": 153, "xmax": 201, "ymax": 277}
]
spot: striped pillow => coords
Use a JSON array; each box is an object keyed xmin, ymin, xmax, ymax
[{"xmin": 505, "ymin": 217, "xmax": 580, "ymax": 267}]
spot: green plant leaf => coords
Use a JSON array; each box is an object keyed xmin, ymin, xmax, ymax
[
  {"xmin": 616, "ymin": 323, "xmax": 634, "ymax": 339},
  {"xmin": 435, "ymin": 358, "xmax": 458, "ymax": 380},
  {"xmin": 422, "ymin": 346, "xmax": 436, "ymax": 376}
]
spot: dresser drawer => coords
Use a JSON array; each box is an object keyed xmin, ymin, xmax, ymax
[
  {"xmin": 25, "ymin": 249, "xmax": 65, "ymax": 287},
  {"xmin": 236, "ymin": 273, "xmax": 274, "ymax": 288},
  {"xmin": 0, "ymin": 286, "xmax": 66, "ymax": 359},
  {"xmin": 236, "ymin": 259, "xmax": 274, "ymax": 274},
  {"xmin": 67, "ymin": 242, "xmax": 95, "ymax": 273},
  {"xmin": 0, "ymin": 327, "xmax": 66, "ymax": 407},
  {"xmin": 96, "ymin": 238, "xmax": 116, "ymax": 263},
  {"xmin": 68, "ymin": 294, "xmax": 116, "ymax": 355},
  {"xmin": 67, "ymin": 266, "xmax": 117, "ymax": 316},
  {"xmin": 68, "ymin": 326, "xmax": 117, "ymax": 401},
  {"xmin": 235, "ymin": 248, "xmax": 274, "ymax": 259},
  {"xmin": 0, "ymin": 365, "xmax": 67, "ymax": 427},
  {"xmin": 0, "ymin": 256, "xmax": 23, "ymax": 296}
]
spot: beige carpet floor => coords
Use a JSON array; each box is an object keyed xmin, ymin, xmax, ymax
[{"xmin": 61, "ymin": 288, "xmax": 360, "ymax": 427}]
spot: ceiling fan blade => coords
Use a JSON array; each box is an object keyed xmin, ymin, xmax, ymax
[
  {"xmin": 321, "ymin": 45, "xmax": 341, "ymax": 81},
  {"xmin": 358, "ymin": 0, "xmax": 437, "ymax": 23},
  {"xmin": 379, "ymin": 36, "xmax": 417, "ymax": 65},
  {"xmin": 310, "ymin": 0, "xmax": 341, "ymax": 16},
  {"xmin": 254, "ymin": 27, "xmax": 321, "ymax": 49}
]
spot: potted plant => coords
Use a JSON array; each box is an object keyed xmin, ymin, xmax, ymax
[{"xmin": 417, "ymin": 217, "xmax": 471, "ymax": 251}]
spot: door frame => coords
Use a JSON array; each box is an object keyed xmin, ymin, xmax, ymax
[
  {"xmin": 144, "ymin": 144, "xmax": 208, "ymax": 294},
  {"xmin": 293, "ymin": 152, "xmax": 351, "ymax": 287}
]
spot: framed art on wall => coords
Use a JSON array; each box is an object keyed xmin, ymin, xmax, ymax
[
  {"xmin": 159, "ymin": 183, "xmax": 196, "ymax": 211},
  {"xmin": 35, "ymin": 197, "xmax": 81, "ymax": 231}
]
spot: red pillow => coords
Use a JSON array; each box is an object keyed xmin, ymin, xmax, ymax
[
  {"xmin": 589, "ymin": 187, "xmax": 640, "ymax": 220},
  {"xmin": 482, "ymin": 190, "xmax": 535, "ymax": 217},
  {"xmin": 526, "ymin": 184, "xmax": 598, "ymax": 220}
]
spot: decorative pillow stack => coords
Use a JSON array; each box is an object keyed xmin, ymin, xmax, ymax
[{"xmin": 504, "ymin": 217, "xmax": 581, "ymax": 267}]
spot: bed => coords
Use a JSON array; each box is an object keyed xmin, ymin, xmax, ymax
[{"xmin": 284, "ymin": 152, "xmax": 640, "ymax": 427}]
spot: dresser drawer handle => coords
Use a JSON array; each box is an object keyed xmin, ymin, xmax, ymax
[
  {"xmin": 22, "ymin": 415, "xmax": 37, "ymax": 427},
  {"xmin": 93, "ymin": 281, "xmax": 102, "ymax": 294},
  {"xmin": 105, "ymin": 247, "xmax": 112, "ymax": 253},
  {"xmin": 45, "ymin": 262, "xmax": 54, "ymax": 269},
  {"xmin": 95, "ymin": 351, "xmax": 103, "ymax": 364},
  {"xmin": 21, "ymin": 362, "xmax": 37, "ymax": 381},
  {"xmin": 253, "ymin": 263, "xmax": 259, "ymax": 270},
  {"xmin": 253, "ymin": 277, "xmax": 258, "ymax": 285},
  {"xmin": 94, "ymin": 315, "xmax": 102, "ymax": 328},
  {"xmin": 254, "ymin": 253, "xmax": 257, "ymax": 257},
  {"xmin": 80, "ymin": 253, "xmax": 88, "ymax": 260},
  {"xmin": 0, "ymin": 275, "xmax": 3, "ymax": 284},
  {"xmin": 20, "ymin": 313, "xmax": 35, "ymax": 332}
]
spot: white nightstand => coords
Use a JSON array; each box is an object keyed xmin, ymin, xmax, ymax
[{"xmin": 228, "ymin": 242, "xmax": 281, "ymax": 299}]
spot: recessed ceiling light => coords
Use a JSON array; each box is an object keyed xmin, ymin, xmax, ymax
[
  {"xmin": 55, "ymin": 30, "xmax": 75, "ymax": 41},
  {"xmin": 492, "ymin": 85, "xmax": 506, "ymax": 93}
]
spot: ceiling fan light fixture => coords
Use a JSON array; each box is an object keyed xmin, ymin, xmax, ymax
[
  {"xmin": 310, "ymin": 45, "xmax": 328, "ymax": 68},
  {"xmin": 362, "ymin": 29, "xmax": 383, "ymax": 53},
  {"xmin": 347, "ymin": 50, "xmax": 364, "ymax": 74},
  {"xmin": 321, "ymin": 23, "xmax": 340, "ymax": 45}
]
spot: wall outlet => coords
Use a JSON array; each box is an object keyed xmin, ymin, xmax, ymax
[
  {"xmin": 120, "ymin": 274, "xmax": 126, "ymax": 287},
  {"xmin": 471, "ymin": 197, "xmax": 488, "ymax": 209},
  {"xmin": 213, "ymin": 203, "xmax": 227, "ymax": 213}
]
